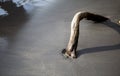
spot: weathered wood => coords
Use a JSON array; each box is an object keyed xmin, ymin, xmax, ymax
[{"xmin": 62, "ymin": 11, "xmax": 108, "ymax": 59}]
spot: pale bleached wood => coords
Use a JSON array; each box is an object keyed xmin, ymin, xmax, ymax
[{"xmin": 62, "ymin": 11, "xmax": 108, "ymax": 58}]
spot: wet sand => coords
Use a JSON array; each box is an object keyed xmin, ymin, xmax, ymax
[{"xmin": 0, "ymin": 0, "xmax": 120, "ymax": 76}]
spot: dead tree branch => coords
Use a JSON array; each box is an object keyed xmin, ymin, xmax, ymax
[{"xmin": 62, "ymin": 11, "xmax": 108, "ymax": 59}]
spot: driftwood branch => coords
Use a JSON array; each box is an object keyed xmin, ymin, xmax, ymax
[{"xmin": 62, "ymin": 11, "xmax": 108, "ymax": 59}]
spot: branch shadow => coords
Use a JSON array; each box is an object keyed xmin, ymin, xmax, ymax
[
  {"xmin": 0, "ymin": 1, "xmax": 29, "ymax": 36},
  {"xmin": 77, "ymin": 20, "xmax": 120, "ymax": 57},
  {"xmin": 0, "ymin": 1, "xmax": 30, "ymax": 52}
]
